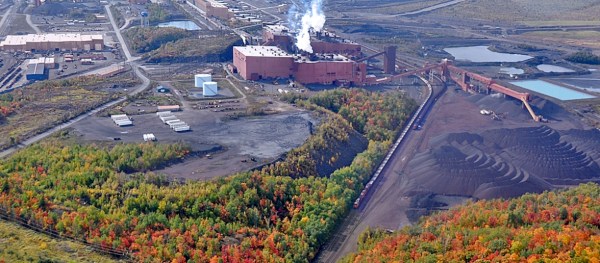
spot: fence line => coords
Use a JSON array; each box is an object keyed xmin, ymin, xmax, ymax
[{"xmin": 0, "ymin": 206, "xmax": 132, "ymax": 261}]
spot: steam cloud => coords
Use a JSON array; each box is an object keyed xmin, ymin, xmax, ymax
[{"xmin": 288, "ymin": 0, "xmax": 325, "ymax": 53}]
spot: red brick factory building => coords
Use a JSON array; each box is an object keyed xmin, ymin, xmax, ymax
[
  {"xmin": 233, "ymin": 45, "xmax": 367, "ymax": 85},
  {"xmin": 233, "ymin": 25, "xmax": 373, "ymax": 85},
  {"xmin": 262, "ymin": 25, "xmax": 362, "ymax": 57}
]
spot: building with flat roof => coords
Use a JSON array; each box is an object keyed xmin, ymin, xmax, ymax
[
  {"xmin": 0, "ymin": 33, "xmax": 104, "ymax": 52},
  {"xmin": 28, "ymin": 57, "xmax": 56, "ymax": 69},
  {"xmin": 263, "ymin": 25, "xmax": 293, "ymax": 50},
  {"xmin": 194, "ymin": 0, "xmax": 234, "ymax": 20},
  {"xmin": 233, "ymin": 45, "xmax": 366, "ymax": 84},
  {"xmin": 261, "ymin": 25, "xmax": 362, "ymax": 56},
  {"xmin": 26, "ymin": 63, "xmax": 47, "ymax": 81},
  {"xmin": 233, "ymin": 46, "xmax": 294, "ymax": 81}
]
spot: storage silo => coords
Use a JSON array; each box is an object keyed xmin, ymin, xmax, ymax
[
  {"xmin": 194, "ymin": 74, "xmax": 212, "ymax": 88},
  {"xmin": 203, "ymin": 82, "xmax": 218, "ymax": 96}
]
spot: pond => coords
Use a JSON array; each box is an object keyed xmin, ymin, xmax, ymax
[
  {"xmin": 536, "ymin": 64, "xmax": 575, "ymax": 73},
  {"xmin": 444, "ymin": 46, "xmax": 532, "ymax": 63},
  {"xmin": 499, "ymin": 67, "xmax": 524, "ymax": 75},
  {"xmin": 157, "ymin": 20, "xmax": 201, "ymax": 30},
  {"xmin": 510, "ymin": 80, "xmax": 595, "ymax": 101}
]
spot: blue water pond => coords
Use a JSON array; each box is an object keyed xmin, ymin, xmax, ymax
[{"xmin": 510, "ymin": 80, "xmax": 596, "ymax": 101}]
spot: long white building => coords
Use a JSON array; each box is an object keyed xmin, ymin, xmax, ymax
[{"xmin": 0, "ymin": 33, "xmax": 104, "ymax": 52}]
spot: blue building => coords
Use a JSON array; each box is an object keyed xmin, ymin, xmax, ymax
[{"xmin": 26, "ymin": 63, "xmax": 47, "ymax": 81}]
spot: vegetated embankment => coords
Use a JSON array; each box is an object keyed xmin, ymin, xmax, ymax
[{"xmin": 0, "ymin": 88, "xmax": 417, "ymax": 262}]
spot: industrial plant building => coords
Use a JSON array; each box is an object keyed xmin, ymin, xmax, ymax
[
  {"xmin": 233, "ymin": 24, "xmax": 380, "ymax": 85},
  {"xmin": 262, "ymin": 25, "xmax": 293, "ymax": 50},
  {"xmin": 233, "ymin": 46, "xmax": 367, "ymax": 84},
  {"xmin": 0, "ymin": 34, "xmax": 104, "ymax": 52},
  {"xmin": 262, "ymin": 25, "xmax": 361, "ymax": 57},
  {"xmin": 233, "ymin": 46, "xmax": 294, "ymax": 81},
  {"xmin": 193, "ymin": 0, "xmax": 233, "ymax": 20}
]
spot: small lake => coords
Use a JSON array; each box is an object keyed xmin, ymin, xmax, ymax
[
  {"xmin": 499, "ymin": 67, "xmax": 524, "ymax": 75},
  {"xmin": 511, "ymin": 80, "xmax": 595, "ymax": 101},
  {"xmin": 157, "ymin": 20, "xmax": 201, "ymax": 30},
  {"xmin": 537, "ymin": 64, "xmax": 575, "ymax": 73},
  {"xmin": 444, "ymin": 46, "xmax": 533, "ymax": 63}
]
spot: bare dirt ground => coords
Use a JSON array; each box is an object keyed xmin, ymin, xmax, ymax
[
  {"xmin": 320, "ymin": 81, "xmax": 600, "ymax": 262},
  {"xmin": 70, "ymin": 109, "xmax": 319, "ymax": 181},
  {"xmin": 401, "ymin": 89, "xmax": 600, "ymax": 198}
]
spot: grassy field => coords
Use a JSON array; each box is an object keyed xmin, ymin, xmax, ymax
[
  {"xmin": 0, "ymin": 220, "xmax": 122, "ymax": 263},
  {"xmin": 6, "ymin": 14, "xmax": 35, "ymax": 35},
  {"xmin": 523, "ymin": 30, "xmax": 600, "ymax": 40},
  {"xmin": 521, "ymin": 30, "xmax": 600, "ymax": 48},
  {"xmin": 426, "ymin": 0, "xmax": 600, "ymax": 23},
  {"xmin": 0, "ymin": 76, "xmax": 136, "ymax": 149},
  {"xmin": 518, "ymin": 20, "xmax": 600, "ymax": 27},
  {"xmin": 336, "ymin": 0, "xmax": 448, "ymax": 14}
]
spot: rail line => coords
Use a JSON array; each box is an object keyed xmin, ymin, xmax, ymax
[
  {"xmin": 0, "ymin": 207, "xmax": 131, "ymax": 260},
  {"xmin": 353, "ymin": 75, "xmax": 434, "ymax": 209}
]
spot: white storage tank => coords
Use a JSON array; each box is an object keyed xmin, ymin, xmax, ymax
[
  {"xmin": 195, "ymin": 74, "xmax": 212, "ymax": 88},
  {"xmin": 203, "ymin": 82, "xmax": 218, "ymax": 96}
]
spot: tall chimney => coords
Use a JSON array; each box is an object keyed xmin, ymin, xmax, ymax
[{"xmin": 383, "ymin": 46, "xmax": 397, "ymax": 74}]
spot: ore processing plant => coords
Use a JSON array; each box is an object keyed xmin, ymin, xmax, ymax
[{"xmin": 231, "ymin": 24, "xmax": 544, "ymax": 122}]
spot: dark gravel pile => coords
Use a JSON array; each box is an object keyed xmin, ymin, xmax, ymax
[{"xmin": 405, "ymin": 125, "xmax": 600, "ymax": 199}]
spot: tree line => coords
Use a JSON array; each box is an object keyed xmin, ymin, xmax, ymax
[{"xmin": 341, "ymin": 183, "xmax": 600, "ymax": 262}]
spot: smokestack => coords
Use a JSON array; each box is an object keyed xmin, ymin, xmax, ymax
[
  {"xmin": 384, "ymin": 46, "xmax": 397, "ymax": 74},
  {"xmin": 287, "ymin": 0, "xmax": 326, "ymax": 53}
]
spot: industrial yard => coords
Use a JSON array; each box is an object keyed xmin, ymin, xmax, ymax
[{"xmin": 0, "ymin": 0, "xmax": 599, "ymax": 261}]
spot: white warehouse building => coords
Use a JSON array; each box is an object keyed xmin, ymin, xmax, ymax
[{"xmin": 0, "ymin": 33, "xmax": 104, "ymax": 52}]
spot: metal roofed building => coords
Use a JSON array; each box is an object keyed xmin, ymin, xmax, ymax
[
  {"xmin": 26, "ymin": 63, "xmax": 47, "ymax": 80},
  {"xmin": 28, "ymin": 57, "xmax": 56, "ymax": 69},
  {"xmin": 0, "ymin": 33, "xmax": 104, "ymax": 52},
  {"xmin": 233, "ymin": 46, "xmax": 294, "ymax": 80}
]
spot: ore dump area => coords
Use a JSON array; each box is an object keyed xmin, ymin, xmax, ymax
[
  {"xmin": 401, "ymin": 89, "xmax": 600, "ymax": 220},
  {"xmin": 71, "ymin": 111, "xmax": 318, "ymax": 180}
]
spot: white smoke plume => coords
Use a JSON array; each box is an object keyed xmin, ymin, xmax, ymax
[{"xmin": 288, "ymin": 0, "xmax": 325, "ymax": 53}]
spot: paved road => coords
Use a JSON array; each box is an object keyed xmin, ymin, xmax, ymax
[
  {"xmin": 222, "ymin": 64, "xmax": 247, "ymax": 99},
  {"xmin": 120, "ymin": 17, "xmax": 134, "ymax": 30},
  {"xmin": 396, "ymin": 0, "xmax": 466, "ymax": 16},
  {"xmin": 0, "ymin": 98, "xmax": 126, "ymax": 158},
  {"xmin": 105, "ymin": 4, "xmax": 135, "ymax": 61},
  {"xmin": 25, "ymin": 14, "xmax": 41, "ymax": 34},
  {"xmin": 0, "ymin": 4, "xmax": 151, "ymax": 159},
  {"xmin": 0, "ymin": 4, "xmax": 15, "ymax": 36},
  {"xmin": 105, "ymin": 3, "xmax": 150, "ymax": 96}
]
